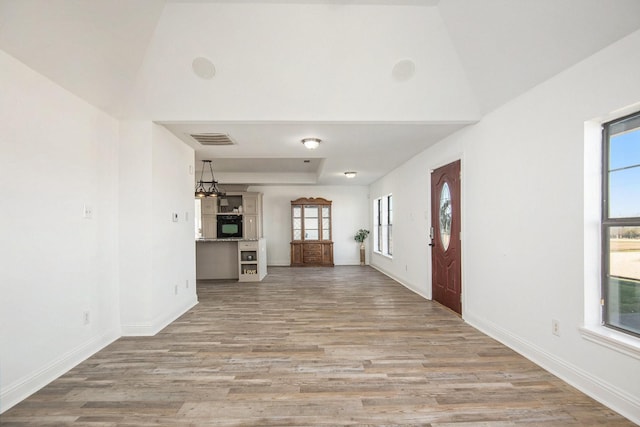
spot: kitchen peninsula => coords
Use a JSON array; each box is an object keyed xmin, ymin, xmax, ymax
[{"xmin": 196, "ymin": 192, "xmax": 267, "ymax": 282}]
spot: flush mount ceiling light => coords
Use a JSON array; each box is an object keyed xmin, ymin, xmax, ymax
[
  {"xmin": 301, "ymin": 138, "xmax": 321, "ymax": 150},
  {"xmin": 344, "ymin": 171, "xmax": 357, "ymax": 179},
  {"xmin": 195, "ymin": 160, "xmax": 225, "ymax": 198}
]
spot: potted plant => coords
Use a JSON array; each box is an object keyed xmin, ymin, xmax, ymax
[{"xmin": 354, "ymin": 229, "xmax": 370, "ymax": 266}]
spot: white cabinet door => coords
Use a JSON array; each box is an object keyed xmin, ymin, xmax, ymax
[
  {"xmin": 242, "ymin": 194, "xmax": 258, "ymax": 215},
  {"xmin": 202, "ymin": 216, "xmax": 216, "ymax": 238},
  {"xmin": 243, "ymin": 215, "xmax": 258, "ymax": 240},
  {"xmin": 201, "ymin": 198, "xmax": 217, "ymax": 215}
]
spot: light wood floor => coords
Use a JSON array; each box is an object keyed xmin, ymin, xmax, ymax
[{"xmin": 1, "ymin": 266, "xmax": 634, "ymax": 426}]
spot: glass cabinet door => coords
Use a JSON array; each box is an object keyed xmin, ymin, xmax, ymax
[
  {"xmin": 322, "ymin": 206, "xmax": 331, "ymax": 240},
  {"xmin": 292, "ymin": 206, "xmax": 302, "ymax": 240},
  {"xmin": 291, "ymin": 198, "xmax": 332, "ymax": 242},
  {"xmin": 304, "ymin": 205, "xmax": 319, "ymax": 240}
]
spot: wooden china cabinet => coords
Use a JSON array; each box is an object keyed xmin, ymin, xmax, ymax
[{"xmin": 290, "ymin": 197, "xmax": 334, "ymax": 267}]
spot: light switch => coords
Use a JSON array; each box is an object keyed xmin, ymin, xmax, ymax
[
  {"xmin": 172, "ymin": 212, "xmax": 179, "ymax": 222},
  {"xmin": 83, "ymin": 204, "xmax": 93, "ymax": 219}
]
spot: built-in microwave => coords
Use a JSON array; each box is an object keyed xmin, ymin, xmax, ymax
[{"xmin": 217, "ymin": 214, "xmax": 243, "ymax": 238}]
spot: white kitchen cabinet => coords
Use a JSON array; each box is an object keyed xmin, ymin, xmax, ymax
[{"xmin": 238, "ymin": 239, "xmax": 267, "ymax": 282}]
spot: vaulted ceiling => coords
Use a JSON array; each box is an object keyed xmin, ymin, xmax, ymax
[{"xmin": 2, "ymin": 0, "xmax": 639, "ymax": 185}]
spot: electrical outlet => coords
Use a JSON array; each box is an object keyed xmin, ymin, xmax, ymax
[
  {"xmin": 83, "ymin": 310, "xmax": 90, "ymax": 325},
  {"xmin": 552, "ymin": 319, "xmax": 560, "ymax": 336},
  {"xmin": 172, "ymin": 212, "xmax": 179, "ymax": 222}
]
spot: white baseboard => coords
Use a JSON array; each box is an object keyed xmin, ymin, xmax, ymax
[
  {"xmin": 121, "ymin": 297, "xmax": 197, "ymax": 336},
  {"xmin": 2, "ymin": 298, "xmax": 199, "ymax": 414},
  {"xmin": 370, "ymin": 264, "xmax": 431, "ymax": 301},
  {"xmin": 0, "ymin": 328, "xmax": 120, "ymax": 414},
  {"xmin": 369, "ymin": 266, "xmax": 639, "ymax": 424},
  {"xmin": 464, "ymin": 311, "xmax": 640, "ymax": 425}
]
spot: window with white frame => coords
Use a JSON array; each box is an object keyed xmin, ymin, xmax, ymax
[
  {"xmin": 388, "ymin": 195, "xmax": 393, "ymax": 256},
  {"xmin": 602, "ymin": 111, "xmax": 640, "ymax": 338},
  {"xmin": 373, "ymin": 194, "xmax": 393, "ymax": 257}
]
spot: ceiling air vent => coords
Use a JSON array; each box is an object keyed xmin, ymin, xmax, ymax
[{"xmin": 190, "ymin": 133, "xmax": 236, "ymax": 146}]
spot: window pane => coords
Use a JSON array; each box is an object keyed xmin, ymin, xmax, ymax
[
  {"xmin": 440, "ymin": 183, "xmax": 452, "ymax": 250},
  {"xmin": 293, "ymin": 206, "xmax": 301, "ymax": 218},
  {"xmin": 604, "ymin": 112, "xmax": 640, "ymax": 338},
  {"xmin": 606, "ymin": 277, "xmax": 640, "ymax": 335},
  {"xmin": 322, "ymin": 206, "xmax": 329, "ymax": 218},
  {"xmin": 293, "ymin": 230, "xmax": 302, "ymax": 240},
  {"xmin": 606, "ymin": 228, "xmax": 640, "ymax": 335},
  {"xmin": 382, "ymin": 223, "xmax": 388, "ymax": 254},
  {"xmin": 609, "ymin": 166, "xmax": 640, "ymax": 218},
  {"xmin": 609, "ymin": 129, "xmax": 640, "ymax": 171},
  {"xmin": 373, "ymin": 198, "xmax": 381, "ymax": 252},
  {"xmin": 322, "ymin": 228, "xmax": 330, "ymax": 240},
  {"xmin": 609, "ymin": 227, "xmax": 640, "ymax": 281},
  {"xmin": 293, "ymin": 218, "xmax": 301, "ymax": 231}
]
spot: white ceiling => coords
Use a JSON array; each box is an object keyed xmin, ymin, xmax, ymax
[
  {"xmin": 161, "ymin": 120, "xmax": 470, "ymax": 184},
  {"xmin": 2, "ymin": 0, "xmax": 640, "ymax": 185}
]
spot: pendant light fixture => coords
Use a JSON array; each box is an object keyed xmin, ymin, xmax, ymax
[{"xmin": 195, "ymin": 160, "xmax": 225, "ymax": 198}]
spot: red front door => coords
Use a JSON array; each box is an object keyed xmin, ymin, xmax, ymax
[{"xmin": 430, "ymin": 160, "xmax": 462, "ymax": 314}]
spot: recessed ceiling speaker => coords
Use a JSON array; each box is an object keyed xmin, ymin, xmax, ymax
[
  {"xmin": 192, "ymin": 57, "xmax": 216, "ymax": 80},
  {"xmin": 392, "ymin": 59, "xmax": 415, "ymax": 82}
]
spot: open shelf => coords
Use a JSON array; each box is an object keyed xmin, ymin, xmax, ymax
[
  {"xmin": 237, "ymin": 240, "xmax": 266, "ymax": 282},
  {"xmin": 240, "ymin": 250, "xmax": 257, "ymax": 262}
]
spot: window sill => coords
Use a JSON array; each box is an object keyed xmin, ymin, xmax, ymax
[
  {"xmin": 373, "ymin": 251, "xmax": 393, "ymax": 259},
  {"xmin": 579, "ymin": 325, "xmax": 640, "ymax": 360}
]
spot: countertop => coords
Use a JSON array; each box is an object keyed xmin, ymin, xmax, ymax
[{"xmin": 196, "ymin": 238, "xmax": 259, "ymax": 242}]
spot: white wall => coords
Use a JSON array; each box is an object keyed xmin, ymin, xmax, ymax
[
  {"xmin": 127, "ymin": 3, "xmax": 478, "ymax": 122},
  {"xmin": 368, "ymin": 142, "xmax": 464, "ymax": 298},
  {"xmin": 0, "ymin": 50, "xmax": 198, "ymax": 412},
  {"xmin": 151, "ymin": 124, "xmax": 197, "ymax": 328},
  {"xmin": 370, "ymin": 29, "xmax": 640, "ymax": 423},
  {"xmin": 0, "ymin": 50, "xmax": 120, "ymax": 411},
  {"xmin": 248, "ymin": 185, "xmax": 369, "ymax": 266},
  {"xmin": 118, "ymin": 122, "xmax": 198, "ymax": 336},
  {"xmin": 118, "ymin": 121, "xmax": 153, "ymax": 331}
]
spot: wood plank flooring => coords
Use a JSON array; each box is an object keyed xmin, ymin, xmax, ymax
[{"xmin": 1, "ymin": 266, "xmax": 634, "ymax": 426}]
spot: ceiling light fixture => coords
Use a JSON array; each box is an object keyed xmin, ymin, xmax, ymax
[
  {"xmin": 301, "ymin": 138, "xmax": 321, "ymax": 150},
  {"xmin": 344, "ymin": 171, "xmax": 357, "ymax": 178},
  {"xmin": 195, "ymin": 160, "xmax": 225, "ymax": 198}
]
